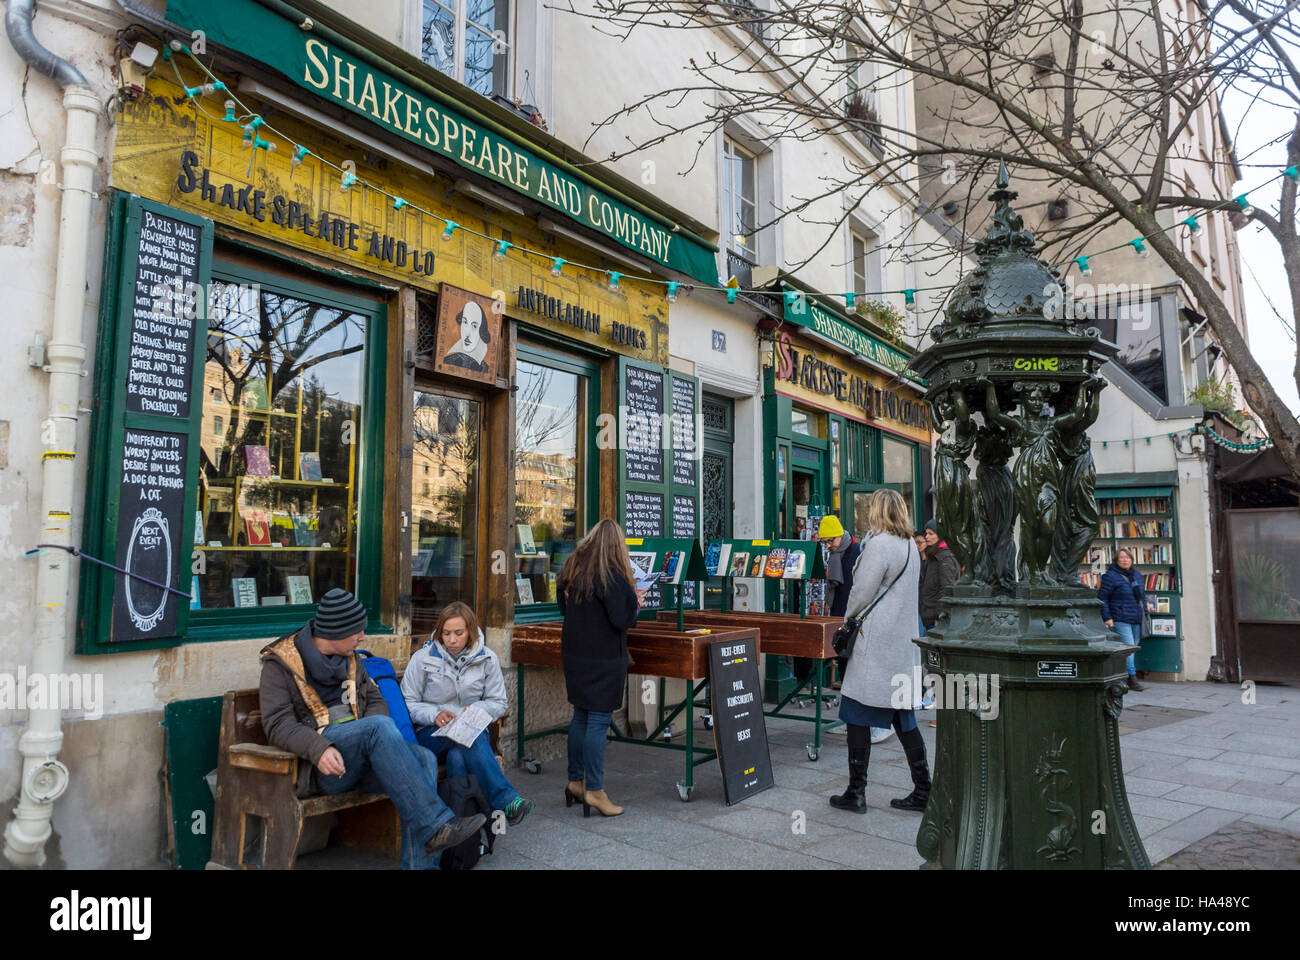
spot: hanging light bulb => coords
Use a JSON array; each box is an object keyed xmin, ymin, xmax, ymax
[
  {"xmin": 494, "ymin": 240, "xmax": 511, "ymax": 261},
  {"xmin": 1073, "ymin": 256, "xmax": 1092, "ymax": 277},
  {"xmin": 393, "ymin": 198, "xmax": 408, "ymax": 211},
  {"xmin": 607, "ymin": 271, "xmax": 621, "ymax": 291},
  {"xmin": 290, "ymin": 145, "xmax": 309, "ymax": 175},
  {"xmin": 550, "ymin": 258, "xmax": 565, "ymax": 278},
  {"xmin": 666, "ymin": 282, "xmax": 680, "ymax": 303},
  {"xmin": 223, "ymin": 100, "xmax": 237, "ymax": 123},
  {"xmin": 1286, "ymin": 165, "xmax": 1299, "ymax": 182},
  {"xmin": 339, "ymin": 171, "xmax": 356, "ymax": 192},
  {"xmin": 1235, "ymin": 194, "xmax": 1255, "ymax": 217},
  {"xmin": 1182, "ymin": 216, "xmax": 1204, "ymax": 238},
  {"xmin": 441, "ymin": 221, "xmax": 457, "ymax": 241},
  {"xmin": 726, "ymin": 287, "xmax": 738, "ymax": 304},
  {"xmin": 1129, "ymin": 238, "xmax": 1150, "ymax": 259},
  {"xmin": 903, "ymin": 289, "xmax": 917, "ymax": 312},
  {"xmin": 186, "ymin": 80, "xmax": 226, "ymax": 97},
  {"xmin": 844, "ymin": 292, "xmax": 856, "ymax": 310}
]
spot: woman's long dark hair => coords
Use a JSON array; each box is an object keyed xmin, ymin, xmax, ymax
[{"xmin": 557, "ymin": 518, "xmax": 636, "ymax": 603}]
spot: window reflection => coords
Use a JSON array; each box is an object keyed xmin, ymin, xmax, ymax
[
  {"xmin": 195, "ymin": 282, "xmax": 366, "ymax": 610},
  {"xmin": 514, "ymin": 359, "xmax": 583, "ymax": 605}
]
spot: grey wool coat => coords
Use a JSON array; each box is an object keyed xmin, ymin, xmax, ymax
[{"xmin": 840, "ymin": 532, "xmax": 922, "ymax": 711}]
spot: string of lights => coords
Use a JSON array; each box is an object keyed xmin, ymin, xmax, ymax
[{"xmin": 163, "ymin": 44, "xmax": 1296, "ymax": 321}]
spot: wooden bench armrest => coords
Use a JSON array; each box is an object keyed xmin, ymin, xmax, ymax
[{"xmin": 229, "ymin": 741, "xmax": 297, "ymax": 775}]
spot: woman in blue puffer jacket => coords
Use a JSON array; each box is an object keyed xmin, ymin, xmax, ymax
[{"xmin": 1098, "ymin": 548, "xmax": 1148, "ymax": 691}]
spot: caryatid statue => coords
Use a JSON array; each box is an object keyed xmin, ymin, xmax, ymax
[
  {"xmin": 1049, "ymin": 375, "xmax": 1105, "ymax": 583},
  {"xmin": 931, "ymin": 388, "xmax": 982, "ymax": 584}
]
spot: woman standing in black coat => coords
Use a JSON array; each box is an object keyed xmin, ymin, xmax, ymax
[{"xmin": 556, "ymin": 518, "xmax": 646, "ymax": 817}]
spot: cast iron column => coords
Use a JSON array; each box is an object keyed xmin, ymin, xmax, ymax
[{"xmin": 910, "ymin": 164, "xmax": 1149, "ymax": 869}]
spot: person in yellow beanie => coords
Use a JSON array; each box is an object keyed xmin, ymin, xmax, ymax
[{"xmin": 818, "ymin": 515, "xmax": 858, "ymax": 619}]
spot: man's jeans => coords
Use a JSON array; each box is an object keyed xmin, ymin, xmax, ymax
[
  {"xmin": 567, "ymin": 708, "xmax": 612, "ymax": 791},
  {"xmin": 1113, "ymin": 620, "xmax": 1140, "ymax": 676},
  {"xmin": 319, "ymin": 715, "xmax": 454, "ymax": 870},
  {"xmin": 415, "ymin": 726, "xmax": 519, "ymax": 811}
]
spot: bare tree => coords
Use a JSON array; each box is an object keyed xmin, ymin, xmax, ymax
[{"xmin": 555, "ymin": 0, "xmax": 1300, "ymax": 483}]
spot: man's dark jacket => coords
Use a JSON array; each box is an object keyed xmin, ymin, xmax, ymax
[
  {"xmin": 919, "ymin": 544, "xmax": 959, "ymax": 625},
  {"xmin": 557, "ymin": 574, "xmax": 639, "ymax": 713},
  {"xmin": 258, "ymin": 630, "xmax": 388, "ymax": 797},
  {"xmin": 829, "ymin": 537, "xmax": 863, "ymax": 618}
]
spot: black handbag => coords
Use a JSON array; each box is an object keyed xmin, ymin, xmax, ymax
[{"xmin": 834, "ymin": 548, "xmax": 912, "ymax": 676}]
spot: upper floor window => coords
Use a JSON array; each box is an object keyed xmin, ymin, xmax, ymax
[
  {"xmin": 845, "ymin": 41, "xmax": 883, "ymax": 154},
  {"xmin": 422, "ymin": 0, "xmax": 511, "ymax": 99},
  {"xmin": 851, "ymin": 228, "xmax": 882, "ymax": 295},
  {"xmin": 723, "ymin": 137, "xmax": 757, "ymax": 256}
]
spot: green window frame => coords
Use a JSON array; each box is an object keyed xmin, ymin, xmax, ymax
[
  {"xmin": 186, "ymin": 261, "xmax": 390, "ymax": 643},
  {"xmin": 512, "ymin": 337, "xmax": 601, "ymax": 624}
]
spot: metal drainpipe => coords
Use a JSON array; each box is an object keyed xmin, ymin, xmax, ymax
[{"xmin": 4, "ymin": 0, "xmax": 100, "ymax": 868}]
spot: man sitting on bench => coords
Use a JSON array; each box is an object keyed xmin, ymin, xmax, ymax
[{"xmin": 259, "ymin": 587, "xmax": 485, "ymax": 868}]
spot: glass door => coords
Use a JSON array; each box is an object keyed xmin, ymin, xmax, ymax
[
  {"xmin": 411, "ymin": 388, "xmax": 481, "ymax": 637},
  {"xmin": 844, "ymin": 480, "xmax": 903, "ymax": 540}
]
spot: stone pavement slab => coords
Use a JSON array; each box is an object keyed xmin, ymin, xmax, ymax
[{"xmin": 299, "ymin": 679, "xmax": 1300, "ymax": 869}]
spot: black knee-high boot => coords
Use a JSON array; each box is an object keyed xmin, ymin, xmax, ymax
[
  {"xmin": 890, "ymin": 726, "xmax": 932, "ymax": 812},
  {"xmin": 829, "ymin": 723, "xmax": 871, "ymax": 814}
]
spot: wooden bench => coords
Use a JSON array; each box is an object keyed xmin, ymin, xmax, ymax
[
  {"xmin": 208, "ymin": 690, "xmax": 401, "ymax": 870},
  {"xmin": 208, "ymin": 688, "xmax": 508, "ymax": 870}
]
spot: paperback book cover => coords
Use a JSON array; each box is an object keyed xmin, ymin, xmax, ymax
[
  {"xmin": 244, "ymin": 510, "xmax": 271, "ymax": 546},
  {"xmin": 291, "ymin": 514, "xmax": 316, "ymax": 548},
  {"xmin": 782, "ymin": 551, "xmax": 806, "ymax": 579},
  {"xmin": 516, "ymin": 577, "xmax": 535, "ymax": 605},
  {"xmin": 764, "ymin": 548, "xmax": 789, "ymax": 577},
  {"xmin": 629, "ymin": 551, "xmax": 657, "ymax": 584},
  {"xmin": 517, "ymin": 523, "xmax": 538, "ymax": 555},
  {"xmin": 298, "ymin": 451, "xmax": 323, "ymax": 482},
  {"xmin": 661, "ymin": 550, "xmax": 683, "ymax": 584},
  {"xmin": 748, "ymin": 554, "xmax": 765, "ymax": 577},
  {"xmin": 232, "ymin": 577, "xmax": 259, "ymax": 608},
  {"xmin": 705, "ymin": 541, "xmax": 732, "ymax": 577},
  {"xmin": 287, "ymin": 576, "xmax": 313, "ymax": 605},
  {"xmin": 728, "ymin": 552, "xmax": 749, "ymax": 578},
  {"xmin": 244, "ymin": 445, "xmax": 272, "ymax": 478}
]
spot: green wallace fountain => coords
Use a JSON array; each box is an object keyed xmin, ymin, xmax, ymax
[{"xmin": 910, "ymin": 165, "xmax": 1150, "ymax": 869}]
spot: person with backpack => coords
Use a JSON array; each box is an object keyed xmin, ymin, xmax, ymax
[
  {"xmin": 403, "ymin": 601, "xmax": 535, "ymax": 826},
  {"xmin": 257, "ymin": 588, "xmax": 485, "ymax": 870},
  {"xmin": 1098, "ymin": 548, "xmax": 1148, "ymax": 691},
  {"xmin": 557, "ymin": 518, "xmax": 647, "ymax": 818},
  {"xmin": 829, "ymin": 489, "xmax": 929, "ymax": 816}
]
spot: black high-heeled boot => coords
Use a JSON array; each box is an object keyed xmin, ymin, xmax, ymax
[
  {"xmin": 890, "ymin": 726, "xmax": 932, "ymax": 812},
  {"xmin": 829, "ymin": 724, "xmax": 871, "ymax": 814}
]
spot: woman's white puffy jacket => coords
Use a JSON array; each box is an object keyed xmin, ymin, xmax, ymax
[{"xmin": 400, "ymin": 628, "xmax": 508, "ymax": 729}]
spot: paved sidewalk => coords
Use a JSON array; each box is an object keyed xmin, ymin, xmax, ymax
[{"xmin": 297, "ymin": 679, "xmax": 1300, "ymax": 869}]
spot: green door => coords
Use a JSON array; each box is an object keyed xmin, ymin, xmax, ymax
[{"xmin": 843, "ymin": 480, "xmax": 903, "ymax": 539}]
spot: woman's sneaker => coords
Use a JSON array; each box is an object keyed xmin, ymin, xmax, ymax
[
  {"xmin": 870, "ymin": 727, "xmax": 894, "ymax": 744},
  {"xmin": 505, "ymin": 796, "xmax": 535, "ymax": 826}
]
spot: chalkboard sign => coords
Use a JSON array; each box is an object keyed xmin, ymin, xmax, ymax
[
  {"xmin": 672, "ymin": 493, "xmax": 697, "ymax": 539},
  {"xmin": 112, "ymin": 428, "xmax": 188, "ymax": 641},
  {"xmin": 78, "ymin": 194, "xmax": 213, "ymax": 653},
  {"xmin": 624, "ymin": 490, "xmax": 664, "ymax": 537},
  {"xmin": 125, "ymin": 209, "xmax": 204, "ymax": 418},
  {"xmin": 623, "ymin": 364, "xmax": 664, "ymax": 483},
  {"xmin": 671, "ymin": 375, "xmax": 697, "ymax": 488},
  {"xmin": 708, "ymin": 634, "xmax": 773, "ymax": 804}
]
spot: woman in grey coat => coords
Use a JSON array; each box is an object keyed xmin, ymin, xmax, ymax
[{"xmin": 831, "ymin": 488, "xmax": 931, "ymax": 815}]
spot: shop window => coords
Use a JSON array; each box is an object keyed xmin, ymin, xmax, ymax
[
  {"xmin": 513, "ymin": 344, "xmax": 597, "ymax": 614},
  {"xmin": 882, "ymin": 434, "xmax": 916, "ymax": 527},
  {"xmin": 192, "ymin": 271, "xmax": 383, "ymax": 629},
  {"xmin": 791, "ymin": 406, "xmax": 824, "ymax": 438},
  {"xmin": 421, "ymin": 0, "xmax": 511, "ymax": 99}
]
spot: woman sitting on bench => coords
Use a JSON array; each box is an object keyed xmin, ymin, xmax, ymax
[{"xmin": 402, "ymin": 602, "xmax": 534, "ymax": 826}]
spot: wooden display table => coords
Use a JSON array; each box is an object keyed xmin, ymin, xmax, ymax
[
  {"xmin": 656, "ymin": 610, "xmax": 843, "ymax": 761},
  {"xmin": 511, "ymin": 622, "xmax": 761, "ymax": 801}
]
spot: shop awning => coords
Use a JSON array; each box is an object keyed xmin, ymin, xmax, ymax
[{"xmin": 163, "ymin": 0, "xmax": 721, "ymax": 286}]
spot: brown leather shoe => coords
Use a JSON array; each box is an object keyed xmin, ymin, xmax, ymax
[
  {"xmin": 583, "ymin": 789, "xmax": 624, "ymax": 817},
  {"xmin": 1127, "ymin": 677, "xmax": 1145, "ymax": 692},
  {"xmin": 565, "ymin": 781, "xmax": 585, "ymax": 808}
]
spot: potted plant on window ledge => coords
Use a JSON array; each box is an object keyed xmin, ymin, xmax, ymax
[
  {"xmin": 853, "ymin": 298, "xmax": 909, "ymax": 348},
  {"xmin": 845, "ymin": 94, "xmax": 884, "ymax": 153}
]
